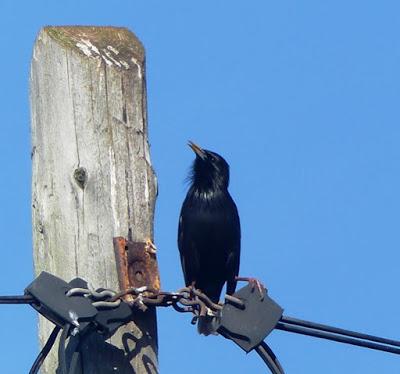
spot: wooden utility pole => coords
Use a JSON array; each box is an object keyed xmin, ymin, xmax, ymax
[{"xmin": 30, "ymin": 26, "xmax": 158, "ymax": 373}]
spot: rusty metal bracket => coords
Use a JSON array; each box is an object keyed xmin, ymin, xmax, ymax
[{"xmin": 113, "ymin": 237, "xmax": 161, "ymax": 304}]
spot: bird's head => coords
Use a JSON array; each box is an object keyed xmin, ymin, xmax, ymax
[{"xmin": 188, "ymin": 141, "xmax": 230, "ymax": 191}]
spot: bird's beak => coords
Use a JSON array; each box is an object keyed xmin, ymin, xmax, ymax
[{"xmin": 188, "ymin": 141, "xmax": 206, "ymax": 160}]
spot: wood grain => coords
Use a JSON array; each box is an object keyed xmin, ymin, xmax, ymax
[{"xmin": 30, "ymin": 26, "xmax": 158, "ymax": 373}]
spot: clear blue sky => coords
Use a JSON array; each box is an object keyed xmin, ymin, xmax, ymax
[{"xmin": 0, "ymin": 1, "xmax": 399, "ymax": 373}]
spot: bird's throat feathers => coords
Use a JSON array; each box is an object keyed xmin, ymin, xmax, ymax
[
  {"xmin": 190, "ymin": 173, "xmax": 228, "ymax": 195},
  {"xmin": 189, "ymin": 150, "xmax": 230, "ymax": 192},
  {"xmin": 190, "ymin": 186, "xmax": 222, "ymax": 202},
  {"xmin": 188, "ymin": 174, "xmax": 230, "ymax": 205}
]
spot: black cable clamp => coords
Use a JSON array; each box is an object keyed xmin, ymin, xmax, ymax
[
  {"xmin": 24, "ymin": 272, "xmax": 134, "ymax": 374},
  {"xmin": 210, "ymin": 284, "xmax": 400, "ymax": 374},
  {"xmin": 217, "ymin": 285, "xmax": 285, "ymax": 374}
]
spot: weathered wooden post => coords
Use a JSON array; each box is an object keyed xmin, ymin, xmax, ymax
[{"xmin": 30, "ymin": 26, "xmax": 158, "ymax": 373}]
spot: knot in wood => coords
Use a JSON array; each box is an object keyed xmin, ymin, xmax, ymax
[{"xmin": 73, "ymin": 167, "xmax": 87, "ymax": 189}]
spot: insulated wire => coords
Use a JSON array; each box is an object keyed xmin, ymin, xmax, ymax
[
  {"xmin": 255, "ymin": 341, "xmax": 284, "ymax": 374},
  {"xmin": 29, "ymin": 325, "xmax": 61, "ymax": 374},
  {"xmin": 0, "ymin": 295, "xmax": 35, "ymax": 304},
  {"xmin": 58, "ymin": 324, "xmax": 71, "ymax": 374},
  {"xmin": 281, "ymin": 315, "xmax": 400, "ymax": 348},
  {"xmin": 276, "ymin": 322, "xmax": 400, "ymax": 355}
]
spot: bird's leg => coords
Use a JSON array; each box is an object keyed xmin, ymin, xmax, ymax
[
  {"xmin": 144, "ymin": 239, "xmax": 157, "ymax": 255},
  {"xmin": 235, "ymin": 276, "xmax": 266, "ymax": 300},
  {"xmin": 187, "ymin": 281, "xmax": 201, "ymax": 324},
  {"xmin": 187, "ymin": 281, "xmax": 197, "ymax": 300},
  {"xmin": 184, "ymin": 282, "xmax": 198, "ymax": 304}
]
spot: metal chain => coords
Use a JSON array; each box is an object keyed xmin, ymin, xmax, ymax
[{"xmin": 66, "ymin": 285, "xmax": 234, "ymax": 317}]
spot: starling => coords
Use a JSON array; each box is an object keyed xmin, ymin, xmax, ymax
[{"xmin": 178, "ymin": 141, "xmax": 241, "ymax": 303}]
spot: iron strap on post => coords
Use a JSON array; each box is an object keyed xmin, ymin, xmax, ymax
[{"xmin": 113, "ymin": 237, "xmax": 160, "ymax": 304}]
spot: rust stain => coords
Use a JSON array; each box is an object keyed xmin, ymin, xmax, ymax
[{"xmin": 113, "ymin": 237, "xmax": 161, "ymax": 304}]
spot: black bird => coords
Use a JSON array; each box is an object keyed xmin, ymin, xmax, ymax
[{"xmin": 178, "ymin": 141, "xmax": 241, "ymax": 303}]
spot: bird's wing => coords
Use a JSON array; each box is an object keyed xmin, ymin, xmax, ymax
[
  {"xmin": 178, "ymin": 192, "xmax": 241, "ymax": 294},
  {"xmin": 178, "ymin": 207, "xmax": 200, "ymax": 286},
  {"xmin": 225, "ymin": 196, "xmax": 241, "ymax": 295}
]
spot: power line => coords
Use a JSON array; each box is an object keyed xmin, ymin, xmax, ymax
[
  {"xmin": 280, "ymin": 315, "xmax": 400, "ymax": 349},
  {"xmin": 255, "ymin": 341, "xmax": 285, "ymax": 374},
  {"xmin": 276, "ymin": 321, "xmax": 400, "ymax": 355},
  {"xmin": 0, "ymin": 295, "xmax": 35, "ymax": 304},
  {"xmin": 29, "ymin": 326, "xmax": 61, "ymax": 374}
]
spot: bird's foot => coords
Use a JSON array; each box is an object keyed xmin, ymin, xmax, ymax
[
  {"xmin": 235, "ymin": 276, "xmax": 266, "ymax": 300},
  {"xmin": 187, "ymin": 281, "xmax": 197, "ymax": 300},
  {"xmin": 145, "ymin": 239, "xmax": 157, "ymax": 255},
  {"xmin": 181, "ymin": 282, "xmax": 196, "ymax": 301}
]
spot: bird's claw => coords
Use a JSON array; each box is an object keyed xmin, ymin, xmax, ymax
[
  {"xmin": 145, "ymin": 239, "xmax": 157, "ymax": 254},
  {"xmin": 235, "ymin": 276, "xmax": 266, "ymax": 301},
  {"xmin": 250, "ymin": 278, "xmax": 265, "ymax": 301}
]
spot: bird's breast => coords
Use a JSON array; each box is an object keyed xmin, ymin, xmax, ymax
[{"xmin": 183, "ymin": 189, "xmax": 238, "ymax": 242}]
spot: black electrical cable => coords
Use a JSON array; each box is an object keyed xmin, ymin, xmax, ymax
[
  {"xmin": 58, "ymin": 324, "xmax": 71, "ymax": 374},
  {"xmin": 0, "ymin": 295, "xmax": 35, "ymax": 304},
  {"xmin": 68, "ymin": 351, "xmax": 82, "ymax": 374},
  {"xmin": 261, "ymin": 341, "xmax": 285, "ymax": 374},
  {"xmin": 29, "ymin": 325, "xmax": 61, "ymax": 374},
  {"xmin": 255, "ymin": 341, "xmax": 286, "ymax": 374},
  {"xmin": 276, "ymin": 322, "xmax": 400, "ymax": 355},
  {"xmin": 281, "ymin": 315, "xmax": 400, "ymax": 348},
  {"xmin": 255, "ymin": 342, "xmax": 284, "ymax": 374}
]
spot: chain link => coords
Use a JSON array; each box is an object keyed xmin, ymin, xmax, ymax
[{"xmin": 67, "ymin": 285, "xmax": 234, "ymax": 317}]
